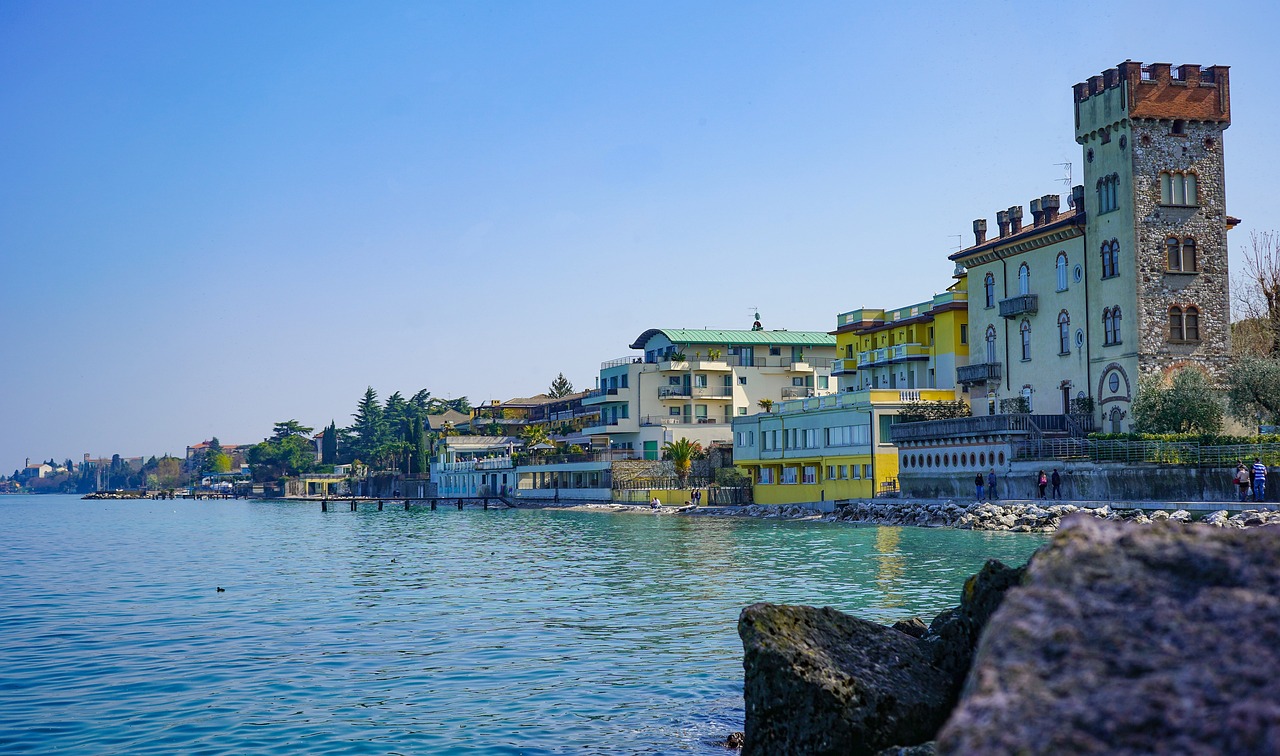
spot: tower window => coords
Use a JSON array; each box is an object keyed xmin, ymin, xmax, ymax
[
  {"xmin": 984, "ymin": 273, "xmax": 995, "ymax": 308},
  {"xmin": 1018, "ymin": 263, "xmax": 1030, "ymax": 296},
  {"xmin": 1100, "ymin": 239, "xmax": 1120, "ymax": 279},
  {"xmin": 1169, "ymin": 306, "xmax": 1184, "ymax": 341},
  {"xmin": 1058, "ymin": 311, "xmax": 1071, "ymax": 355},
  {"xmin": 1186, "ymin": 307, "xmax": 1200, "ymax": 341},
  {"xmin": 1172, "ymin": 306, "xmax": 1201, "ymax": 342},
  {"xmin": 1166, "ymin": 236, "xmax": 1198, "ymax": 272},
  {"xmin": 1103, "ymin": 307, "xmax": 1122, "ymax": 346},
  {"xmin": 1096, "ymin": 174, "xmax": 1119, "ymax": 213},
  {"xmin": 1056, "ymin": 253, "xmax": 1069, "ymax": 291},
  {"xmin": 1172, "ymin": 119, "xmax": 1186, "ymax": 135},
  {"xmin": 1159, "ymin": 171, "xmax": 1198, "ymax": 206},
  {"xmin": 1020, "ymin": 319, "xmax": 1032, "ymax": 361}
]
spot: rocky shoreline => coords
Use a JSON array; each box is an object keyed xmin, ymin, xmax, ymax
[
  {"xmin": 735, "ymin": 515, "xmax": 1280, "ymax": 754},
  {"xmin": 720, "ymin": 499, "xmax": 1280, "ymax": 531}
]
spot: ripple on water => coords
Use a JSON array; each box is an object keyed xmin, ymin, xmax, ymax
[{"xmin": 0, "ymin": 495, "xmax": 1043, "ymax": 754}]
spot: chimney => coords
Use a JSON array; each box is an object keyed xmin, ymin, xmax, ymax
[
  {"xmin": 973, "ymin": 218, "xmax": 987, "ymax": 245},
  {"xmin": 1042, "ymin": 194, "xmax": 1061, "ymax": 222},
  {"xmin": 996, "ymin": 210, "xmax": 1010, "ymax": 238},
  {"xmin": 1029, "ymin": 198, "xmax": 1044, "ymax": 227},
  {"xmin": 1071, "ymin": 184, "xmax": 1085, "ymax": 211},
  {"xmin": 1008, "ymin": 205, "xmax": 1023, "ymax": 234}
]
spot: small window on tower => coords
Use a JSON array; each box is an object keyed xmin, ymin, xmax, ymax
[{"xmin": 1172, "ymin": 119, "xmax": 1186, "ymax": 135}]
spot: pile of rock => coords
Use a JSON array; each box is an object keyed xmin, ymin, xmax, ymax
[
  {"xmin": 732, "ymin": 504, "xmax": 819, "ymax": 520},
  {"xmin": 827, "ymin": 499, "xmax": 1279, "ymax": 532},
  {"xmin": 736, "ymin": 515, "xmax": 1280, "ymax": 754}
]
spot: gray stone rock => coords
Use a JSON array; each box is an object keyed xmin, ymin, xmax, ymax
[
  {"xmin": 922, "ymin": 560, "xmax": 1026, "ymax": 697},
  {"xmin": 739, "ymin": 603, "xmax": 951, "ymax": 756},
  {"xmin": 892, "ymin": 617, "xmax": 929, "ymax": 639},
  {"xmin": 937, "ymin": 515, "xmax": 1280, "ymax": 754},
  {"xmin": 873, "ymin": 744, "xmax": 935, "ymax": 756}
]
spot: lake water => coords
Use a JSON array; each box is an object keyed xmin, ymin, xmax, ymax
[{"xmin": 0, "ymin": 495, "xmax": 1044, "ymax": 754}]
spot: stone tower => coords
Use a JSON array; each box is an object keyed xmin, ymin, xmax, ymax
[{"xmin": 1074, "ymin": 61, "xmax": 1231, "ymax": 430}]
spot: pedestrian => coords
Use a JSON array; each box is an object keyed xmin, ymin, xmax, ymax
[
  {"xmin": 975, "ymin": 472, "xmax": 985, "ymax": 501},
  {"xmin": 1051, "ymin": 469, "xmax": 1062, "ymax": 500},
  {"xmin": 1252, "ymin": 457, "xmax": 1269, "ymax": 503},
  {"xmin": 1037, "ymin": 470, "xmax": 1048, "ymax": 500},
  {"xmin": 1235, "ymin": 463, "xmax": 1251, "ymax": 503},
  {"xmin": 987, "ymin": 469, "xmax": 999, "ymax": 501}
]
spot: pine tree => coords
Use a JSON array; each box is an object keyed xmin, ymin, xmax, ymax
[
  {"xmin": 350, "ymin": 387, "xmax": 388, "ymax": 462},
  {"xmin": 548, "ymin": 373, "xmax": 574, "ymax": 398},
  {"xmin": 321, "ymin": 421, "xmax": 339, "ymax": 465}
]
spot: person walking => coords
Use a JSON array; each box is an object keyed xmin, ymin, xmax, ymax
[
  {"xmin": 1252, "ymin": 458, "xmax": 1268, "ymax": 504},
  {"xmin": 1037, "ymin": 470, "xmax": 1048, "ymax": 500},
  {"xmin": 1235, "ymin": 463, "xmax": 1251, "ymax": 503},
  {"xmin": 987, "ymin": 469, "xmax": 999, "ymax": 501},
  {"xmin": 975, "ymin": 472, "xmax": 985, "ymax": 501},
  {"xmin": 1051, "ymin": 469, "xmax": 1062, "ymax": 500}
]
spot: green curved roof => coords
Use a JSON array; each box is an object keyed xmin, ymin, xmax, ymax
[{"xmin": 630, "ymin": 328, "xmax": 836, "ymax": 350}]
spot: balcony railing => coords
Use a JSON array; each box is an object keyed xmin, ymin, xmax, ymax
[
  {"xmin": 957, "ymin": 362, "xmax": 1002, "ymax": 385},
  {"xmin": 639, "ymin": 415, "xmax": 723, "ymax": 426},
  {"xmin": 999, "ymin": 294, "xmax": 1038, "ymax": 318},
  {"xmin": 831, "ymin": 357, "xmax": 856, "ymax": 374},
  {"xmin": 781, "ymin": 386, "xmax": 814, "ymax": 399}
]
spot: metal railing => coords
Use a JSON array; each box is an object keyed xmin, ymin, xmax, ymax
[
  {"xmin": 781, "ymin": 386, "xmax": 814, "ymax": 399},
  {"xmin": 999, "ymin": 294, "xmax": 1039, "ymax": 318},
  {"xmin": 957, "ymin": 362, "xmax": 1002, "ymax": 385},
  {"xmin": 639, "ymin": 415, "xmax": 722, "ymax": 426},
  {"xmin": 1016, "ymin": 440, "xmax": 1280, "ymax": 465}
]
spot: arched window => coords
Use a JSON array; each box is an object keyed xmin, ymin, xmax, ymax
[
  {"xmin": 1160, "ymin": 171, "xmax": 1198, "ymax": 206},
  {"xmin": 1166, "ymin": 236, "xmax": 1182, "ymax": 270},
  {"xmin": 1058, "ymin": 311, "xmax": 1070, "ymax": 354},
  {"xmin": 1103, "ymin": 306, "xmax": 1122, "ymax": 346},
  {"xmin": 1182, "ymin": 238, "xmax": 1197, "ymax": 272},
  {"xmin": 1020, "ymin": 319, "xmax": 1032, "ymax": 361},
  {"xmin": 1185, "ymin": 306, "xmax": 1200, "ymax": 341},
  {"xmin": 985, "ymin": 325, "xmax": 997, "ymax": 364},
  {"xmin": 984, "ymin": 273, "xmax": 995, "ymax": 308},
  {"xmin": 1101, "ymin": 240, "xmax": 1119, "ymax": 279},
  {"xmin": 1169, "ymin": 306, "xmax": 1184, "ymax": 340},
  {"xmin": 1056, "ymin": 253, "xmax": 1068, "ymax": 291},
  {"xmin": 1018, "ymin": 263, "xmax": 1030, "ymax": 295},
  {"xmin": 1110, "ymin": 173, "xmax": 1119, "ymax": 211}
]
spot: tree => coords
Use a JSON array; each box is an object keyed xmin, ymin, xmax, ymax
[
  {"xmin": 1132, "ymin": 368, "xmax": 1224, "ymax": 434},
  {"xmin": 350, "ymin": 387, "xmax": 388, "ymax": 462},
  {"xmin": 272, "ymin": 420, "xmax": 314, "ymax": 441},
  {"xmin": 757, "ymin": 398, "xmax": 774, "ymax": 413},
  {"xmin": 520, "ymin": 424, "xmax": 552, "ymax": 451},
  {"xmin": 1235, "ymin": 230, "xmax": 1280, "ymax": 356},
  {"xmin": 321, "ymin": 421, "xmax": 339, "ymax": 465},
  {"xmin": 246, "ymin": 434, "xmax": 316, "ymax": 481},
  {"xmin": 662, "ymin": 437, "xmax": 702, "ymax": 488},
  {"xmin": 548, "ymin": 373, "xmax": 574, "ymax": 398},
  {"xmin": 411, "ymin": 417, "xmax": 429, "ymax": 474},
  {"xmin": 1226, "ymin": 357, "xmax": 1280, "ymax": 427}
]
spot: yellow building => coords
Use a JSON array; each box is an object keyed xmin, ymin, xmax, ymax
[{"xmin": 733, "ymin": 282, "xmax": 968, "ymax": 504}]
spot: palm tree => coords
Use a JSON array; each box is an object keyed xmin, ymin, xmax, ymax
[
  {"xmin": 662, "ymin": 437, "xmax": 702, "ymax": 489},
  {"xmin": 757, "ymin": 398, "xmax": 774, "ymax": 413}
]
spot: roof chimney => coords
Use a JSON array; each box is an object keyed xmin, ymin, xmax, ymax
[
  {"xmin": 1042, "ymin": 194, "xmax": 1061, "ymax": 223},
  {"xmin": 996, "ymin": 210, "xmax": 1010, "ymax": 238},
  {"xmin": 1029, "ymin": 198, "xmax": 1044, "ymax": 227},
  {"xmin": 973, "ymin": 218, "xmax": 987, "ymax": 245},
  {"xmin": 1071, "ymin": 184, "xmax": 1085, "ymax": 211},
  {"xmin": 1007, "ymin": 205, "xmax": 1023, "ymax": 234}
]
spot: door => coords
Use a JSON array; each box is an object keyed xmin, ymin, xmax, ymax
[{"xmin": 741, "ymin": 347, "xmax": 754, "ymax": 367}]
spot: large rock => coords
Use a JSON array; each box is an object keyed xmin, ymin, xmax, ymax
[
  {"xmin": 921, "ymin": 559, "xmax": 1025, "ymax": 694},
  {"xmin": 938, "ymin": 514, "xmax": 1280, "ymax": 754},
  {"xmin": 739, "ymin": 603, "xmax": 952, "ymax": 756}
]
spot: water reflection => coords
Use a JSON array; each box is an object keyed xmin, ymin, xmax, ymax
[{"xmin": 873, "ymin": 526, "xmax": 906, "ymax": 612}]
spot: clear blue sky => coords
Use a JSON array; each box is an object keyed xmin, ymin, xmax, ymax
[{"xmin": 3, "ymin": 0, "xmax": 1277, "ymax": 471}]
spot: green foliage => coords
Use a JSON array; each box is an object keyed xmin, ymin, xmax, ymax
[
  {"xmin": 715, "ymin": 467, "xmax": 750, "ymax": 487},
  {"xmin": 272, "ymin": 420, "xmax": 314, "ymax": 441},
  {"xmin": 321, "ymin": 421, "xmax": 339, "ymax": 465},
  {"xmin": 350, "ymin": 387, "xmax": 388, "ymax": 462},
  {"xmin": 520, "ymin": 424, "xmax": 551, "ymax": 450},
  {"xmin": 548, "ymin": 372, "xmax": 574, "ymax": 398},
  {"xmin": 246, "ymin": 434, "xmax": 316, "ymax": 481},
  {"xmin": 1069, "ymin": 396, "xmax": 1095, "ymax": 415},
  {"xmin": 896, "ymin": 399, "xmax": 972, "ymax": 424},
  {"xmin": 999, "ymin": 397, "xmax": 1031, "ymax": 414},
  {"xmin": 757, "ymin": 398, "xmax": 774, "ymax": 413},
  {"xmin": 1226, "ymin": 357, "xmax": 1280, "ymax": 426},
  {"xmin": 1131, "ymin": 368, "xmax": 1223, "ymax": 434},
  {"xmin": 662, "ymin": 437, "xmax": 702, "ymax": 485}
]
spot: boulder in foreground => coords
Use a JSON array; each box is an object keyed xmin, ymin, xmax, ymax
[
  {"xmin": 739, "ymin": 603, "xmax": 951, "ymax": 756},
  {"xmin": 938, "ymin": 514, "xmax": 1280, "ymax": 754}
]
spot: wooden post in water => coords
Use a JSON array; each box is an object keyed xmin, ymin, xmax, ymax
[
  {"xmin": 321, "ymin": 500, "xmax": 328, "ymax": 512},
  {"xmin": 404, "ymin": 500, "xmax": 411, "ymax": 511},
  {"xmin": 378, "ymin": 501, "xmax": 383, "ymax": 511},
  {"xmin": 350, "ymin": 501, "xmax": 357, "ymax": 512}
]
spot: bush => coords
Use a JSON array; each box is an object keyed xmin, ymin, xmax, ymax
[
  {"xmin": 1131, "ymin": 368, "xmax": 1223, "ymax": 434},
  {"xmin": 897, "ymin": 399, "xmax": 972, "ymax": 423}
]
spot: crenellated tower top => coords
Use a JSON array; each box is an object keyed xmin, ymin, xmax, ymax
[{"xmin": 1075, "ymin": 61, "xmax": 1230, "ymax": 143}]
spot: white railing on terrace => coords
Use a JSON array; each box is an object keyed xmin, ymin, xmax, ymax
[{"xmin": 600, "ymin": 356, "xmax": 639, "ymax": 369}]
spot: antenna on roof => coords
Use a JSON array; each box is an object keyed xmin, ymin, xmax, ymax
[
  {"xmin": 947, "ymin": 234, "xmax": 962, "ymax": 252},
  {"xmin": 1055, "ymin": 162, "xmax": 1073, "ymax": 189},
  {"xmin": 749, "ymin": 307, "xmax": 763, "ymax": 331}
]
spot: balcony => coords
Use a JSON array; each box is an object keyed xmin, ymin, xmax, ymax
[
  {"xmin": 659, "ymin": 385, "xmax": 732, "ymax": 400},
  {"xmin": 658, "ymin": 358, "xmax": 731, "ymax": 372},
  {"xmin": 956, "ymin": 362, "xmax": 1002, "ymax": 386},
  {"xmin": 640, "ymin": 415, "xmax": 724, "ymax": 427},
  {"xmin": 857, "ymin": 343, "xmax": 930, "ymax": 368},
  {"xmin": 781, "ymin": 386, "xmax": 815, "ymax": 399},
  {"xmin": 831, "ymin": 357, "xmax": 857, "ymax": 375},
  {"xmin": 999, "ymin": 294, "xmax": 1038, "ymax": 318}
]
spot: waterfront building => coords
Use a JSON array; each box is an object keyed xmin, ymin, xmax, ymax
[
  {"xmin": 895, "ymin": 59, "xmax": 1240, "ymax": 496},
  {"xmin": 582, "ymin": 323, "xmax": 838, "ymax": 458},
  {"xmin": 469, "ymin": 391, "xmax": 599, "ymax": 438},
  {"xmin": 424, "ymin": 409, "xmax": 471, "ymax": 434},
  {"xmin": 733, "ymin": 284, "xmax": 968, "ymax": 503},
  {"xmin": 430, "ymin": 435, "xmax": 522, "ymax": 498}
]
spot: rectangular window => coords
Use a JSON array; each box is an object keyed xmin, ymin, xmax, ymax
[
  {"xmin": 817, "ymin": 375, "xmax": 829, "ymax": 389},
  {"xmin": 694, "ymin": 404, "xmax": 707, "ymax": 418},
  {"xmin": 802, "ymin": 467, "xmax": 817, "ymax": 484},
  {"xmin": 723, "ymin": 375, "xmax": 733, "ymax": 388},
  {"xmin": 770, "ymin": 347, "xmax": 781, "ymax": 356},
  {"xmin": 669, "ymin": 407, "xmax": 681, "ymax": 416},
  {"xmin": 620, "ymin": 374, "xmax": 628, "ymax": 388},
  {"xmin": 782, "ymin": 467, "xmax": 798, "ymax": 485},
  {"xmin": 852, "ymin": 465, "xmax": 861, "ymax": 480},
  {"xmin": 792, "ymin": 377, "xmax": 804, "ymax": 387},
  {"xmin": 758, "ymin": 468, "xmax": 774, "ymax": 485},
  {"xmin": 862, "ymin": 464, "xmax": 871, "ymax": 479},
  {"xmin": 668, "ymin": 376, "xmax": 681, "ymax": 385},
  {"xmin": 620, "ymin": 405, "xmax": 628, "ymax": 418},
  {"xmin": 738, "ymin": 407, "xmax": 747, "ymax": 416},
  {"xmin": 694, "ymin": 374, "xmax": 707, "ymax": 388},
  {"xmin": 959, "ymin": 324, "xmax": 968, "ymax": 344},
  {"xmin": 839, "ymin": 465, "xmax": 848, "ymax": 479},
  {"xmin": 826, "ymin": 465, "xmax": 836, "ymax": 480},
  {"xmin": 736, "ymin": 432, "xmax": 744, "ymax": 447},
  {"xmin": 748, "ymin": 431, "xmax": 754, "ymax": 447},
  {"xmin": 738, "ymin": 376, "xmax": 747, "ymax": 385}
]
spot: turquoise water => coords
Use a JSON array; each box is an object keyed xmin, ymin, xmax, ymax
[{"xmin": 0, "ymin": 495, "xmax": 1044, "ymax": 754}]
